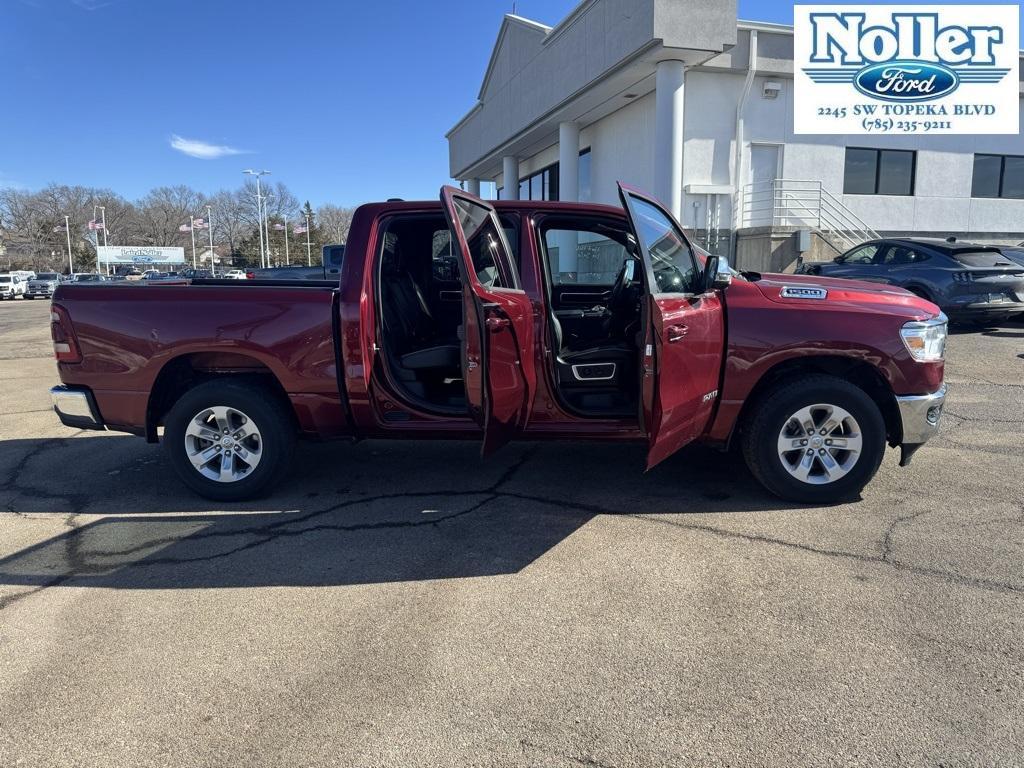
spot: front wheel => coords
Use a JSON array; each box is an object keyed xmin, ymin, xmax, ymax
[
  {"xmin": 163, "ymin": 378, "xmax": 296, "ymax": 501},
  {"xmin": 741, "ymin": 374, "xmax": 886, "ymax": 504}
]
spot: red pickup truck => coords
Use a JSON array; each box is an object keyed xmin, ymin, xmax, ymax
[{"xmin": 49, "ymin": 184, "xmax": 947, "ymax": 503}]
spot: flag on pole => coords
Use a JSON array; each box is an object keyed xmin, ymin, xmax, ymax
[
  {"xmin": 53, "ymin": 224, "xmax": 66, "ymax": 233},
  {"xmin": 272, "ymin": 223, "xmax": 286, "ymax": 231},
  {"xmin": 87, "ymin": 219, "xmax": 104, "ymax": 231},
  {"xmin": 293, "ymin": 224, "xmax": 308, "ymax": 234},
  {"xmin": 192, "ymin": 220, "xmax": 209, "ymax": 230},
  {"xmin": 178, "ymin": 224, "xmax": 192, "ymax": 232}
]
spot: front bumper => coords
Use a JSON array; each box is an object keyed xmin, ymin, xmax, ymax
[
  {"xmin": 50, "ymin": 385, "xmax": 105, "ymax": 430},
  {"xmin": 895, "ymin": 384, "xmax": 946, "ymax": 465}
]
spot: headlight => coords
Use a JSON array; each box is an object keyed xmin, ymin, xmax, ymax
[{"xmin": 900, "ymin": 313, "xmax": 947, "ymax": 362}]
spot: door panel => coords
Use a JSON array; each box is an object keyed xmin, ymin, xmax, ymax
[
  {"xmin": 644, "ymin": 293, "xmax": 726, "ymax": 468},
  {"xmin": 439, "ymin": 186, "xmax": 534, "ymax": 455},
  {"xmin": 618, "ymin": 183, "xmax": 726, "ymax": 470}
]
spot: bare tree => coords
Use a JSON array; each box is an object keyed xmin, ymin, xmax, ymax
[
  {"xmin": 317, "ymin": 204, "xmax": 356, "ymax": 244},
  {"xmin": 136, "ymin": 185, "xmax": 204, "ymax": 247},
  {"xmin": 0, "ymin": 179, "xmax": 325, "ymax": 271}
]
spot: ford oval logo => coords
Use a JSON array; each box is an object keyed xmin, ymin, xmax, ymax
[{"xmin": 854, "ymin": 60, "xmax": 959, "ymax": 103}]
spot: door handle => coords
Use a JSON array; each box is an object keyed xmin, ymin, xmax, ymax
[
  {"xmin": 667, "ymin": 324, "xmax": 688, "ymax": 343},
  {"xmin": 485, "ymin": 316, "xmax": 510, "ymax": 332}
]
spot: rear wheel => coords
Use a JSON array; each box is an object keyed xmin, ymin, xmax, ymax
[
  {"xmin": 163, "ymin": 378, "xmax": 296, "ymax": 501},
  {"xmin": 741, "ymin": 375, "xmax": 886, "ymax": 503}
]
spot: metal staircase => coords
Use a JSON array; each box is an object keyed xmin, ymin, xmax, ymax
[{"xmin": 738, "ymin": 179, "xmax": 881, "ymax": 255}]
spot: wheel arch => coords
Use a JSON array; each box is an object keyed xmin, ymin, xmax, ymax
[
  {"xmin": 902, "ymin": 283, "xmax": 933, "ymax": 301},
  {"xmin": 145, "ymin": 351, "xmax": 294, "ymax": 442},
  {"xmin": 730, "ymin": 355, "xmax": 902, "ymax": 448}
]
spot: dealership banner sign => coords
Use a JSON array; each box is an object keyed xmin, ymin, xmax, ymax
[
  {"xmin": 97, "ymin": 246, "xmax": 185, "ymax": 264},
  {"xmin": 795, "ymin": 5, "xmax": 1019, "ymax": 134}
]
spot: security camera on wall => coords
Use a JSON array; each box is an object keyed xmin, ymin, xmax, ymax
[{"xmin": 762, "ymin": 81, "xmax": 782, "ymax": 99}]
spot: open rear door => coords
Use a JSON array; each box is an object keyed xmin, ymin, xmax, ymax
[
  {"xmin": 440, "ymin": 185, "xmax": 534, "ymax": 456},
  {"xmin": 617, "ymin": 183, "xmax": 726, "ymax": 470}
]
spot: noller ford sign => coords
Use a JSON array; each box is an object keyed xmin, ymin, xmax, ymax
[
  {"xmin": 97, "ymin": 246, "xmax": 186, "ymax": 264},
  {"xmin": 795, "ymin": 5, "xmax": 1019, "ymax": 134}
]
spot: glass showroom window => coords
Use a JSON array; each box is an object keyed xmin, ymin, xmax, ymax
[
  {"xmin": 520, "ymin": 163, "xmax": 559, "ymax": 201},
  {"xmin": 972, "ymin": 154, "xmax": 1024, "ymax": 199},
  {"xmin": 843, "ymin": 148, "xmax": 916, "ymax": 195}
]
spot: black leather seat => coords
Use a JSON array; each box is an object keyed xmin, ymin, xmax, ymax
[
  {"xmin": 380, "ymin": 238, "xmax": 460, "ymax": 372},
  {"xmin": 550, "ymin": 313, "xmax": 634, "ymax": 385}
]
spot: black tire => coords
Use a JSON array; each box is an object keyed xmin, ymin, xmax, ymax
[
  {"xmin": 741, "ymin": 374, "xmax": 886, "ymax": 504},
  {"xmin": 163, "ymin": 378, "xmax": 296, "ymax": 502}
]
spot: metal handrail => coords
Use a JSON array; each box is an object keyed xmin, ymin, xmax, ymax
[{"xmin": 739, "ymin": 179, "xmax": 880, "ymax": 253}]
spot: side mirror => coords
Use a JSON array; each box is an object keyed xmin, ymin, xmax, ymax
[{"xmin": 703, "ymin": 255, "xmax": 733, "ymax": 292}]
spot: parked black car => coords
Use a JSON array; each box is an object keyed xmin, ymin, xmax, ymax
[{"xmin": 797, "ymin": 238, "xmax": 1024, "ymax": 323}]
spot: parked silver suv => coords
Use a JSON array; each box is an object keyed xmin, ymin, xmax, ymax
[{"xmin": 26, "ymin": 272, "xmax": 63, "ymax": 299}]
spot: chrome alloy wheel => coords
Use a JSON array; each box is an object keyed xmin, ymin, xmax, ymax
[
  {"xmin": 184, "ymin": 406, "xmax": 263, "ymax": 483},
  {"xmin": 776, "ymin": 403, "xmax": 863, "ymax": 485}
]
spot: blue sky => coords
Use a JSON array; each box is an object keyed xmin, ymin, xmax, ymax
[{"xmin": 2, "ymin": 0, "xmax": 1020, "ymax": 207}]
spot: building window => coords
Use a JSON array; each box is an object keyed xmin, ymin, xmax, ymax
[
  {"xmin": 578, "ymin": 148, "xmax": 591, "ymax": 202},
  {"xmin": 972, "ymin": 154, "xmax": 1024, "ymax": 199},
  {"xmin": 496, "ymin": 163, "xmax": 560, "ymax": 201},
  {"xmin": 843, "ymin": 148, "xmax": 916, "ymax": 195},
  {"xmin": 519, "ymin": 163, "xmax": 559, "ymax": 201}
]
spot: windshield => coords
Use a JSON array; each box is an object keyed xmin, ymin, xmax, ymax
[
  {"xmin": 37, "ymin": 273, "xmax": 58, "ymax": 280},
  {"xmin": 76, "ymin": 274, "xmax": 100, "ymax": 281},
  {"xmin": 0, "ymin": 277, "xmax": 10, "ymax": 283}
]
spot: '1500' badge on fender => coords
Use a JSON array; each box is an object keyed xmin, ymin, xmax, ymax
[{"xmin": 794, "ymin": 5, "xmax": 1019, "ymax": 135}]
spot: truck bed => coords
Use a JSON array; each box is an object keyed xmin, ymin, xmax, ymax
[{"xmin": 52, "ymin": 281, "xmax": 345, "ymax": 437}]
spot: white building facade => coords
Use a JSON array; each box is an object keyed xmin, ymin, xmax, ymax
[{"xmin": 446, "ymin": 0, "xmax": 1024, "ymax": 271}]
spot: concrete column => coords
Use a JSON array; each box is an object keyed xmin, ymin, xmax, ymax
[
  {"xmin": 502, "ymin": 156, "xmax": 519, "ymax": 200},
  {"xmin": 556, "ymin": 122, "xmax": 581, "ymax": 276},
  {"xmin": 654, "ymin": 59, "xmax": 686, "ymax": 221},
  {"xmin": 558, "ymin": 122, "xmax": 580, "ymax": 202},
  {"xmin": 465, "ymin": 179, "xmax": 481, "ymax": 196}
]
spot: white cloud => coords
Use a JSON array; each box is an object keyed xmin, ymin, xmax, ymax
[
  {"xmin": 71, "ymin": 0, "xmax": 116, "ymax": 10},
  {"xmin": 169, "ymin": 134, "xmax": 248, "ymax": 160}
]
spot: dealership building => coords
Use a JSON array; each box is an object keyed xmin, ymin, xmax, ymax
[{"xmin": 446, "ymin": 0, "xmax": 1024, "ymax": 271}]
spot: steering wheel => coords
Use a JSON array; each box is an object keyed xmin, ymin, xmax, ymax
[{"xmin": 607, "ymin": 259, "xmax": 634, "ymax": 315}]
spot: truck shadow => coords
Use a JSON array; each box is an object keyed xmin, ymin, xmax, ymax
[{"xmin": 0, "ymin": 433, "xmax": 784, "ymax": 592}]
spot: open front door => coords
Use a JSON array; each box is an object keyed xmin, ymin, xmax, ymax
[
  {"xmin": 617, "ymin": 183, "xmax": 726, "ymax": 470},
  {"xmin": 440, "ymin": 185, "xmax": 534, "ymax": 456}
]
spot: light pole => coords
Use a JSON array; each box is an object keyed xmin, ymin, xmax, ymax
[
  {"xmin": 305, "ymin": 214, "xmax": 312, "ymax": 266},
  {"xmin": 283, "ymin": 214, "xmax": 289, "ymax": 265},
  {"xmin": 262, "ymin": 191, "xmax": 274, "ymax": 266},
  {"xmin": 91, "ymin": 205, "xmax": 108, "ymax": 274},
  {"xmin": 64, "ymin": 215, "xmax": 74, "ymax": 274},
  {"xmin": 207, "ymin": 204, "xmax": 215, "ymax": 275},
  {"xmin": 243, "ymin": 169, "xmax": 271, "ymax": 268}
]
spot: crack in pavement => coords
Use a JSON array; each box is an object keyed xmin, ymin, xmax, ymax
[
  {"xmin": 0, "ymin": 445, "xmax": 540, "ymax": 610},
  {"xmin": 520, "ymin": 739, "xmax": 620, "ymax": 768},
  {"xmin": 3, "ymin": 430, "xmax": 1022, "ymax": 612}
]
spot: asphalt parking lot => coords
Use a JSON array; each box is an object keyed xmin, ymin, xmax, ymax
[{"xmin": 1, "ymin": 296, "xmax": 1022, "ymax": 767}]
